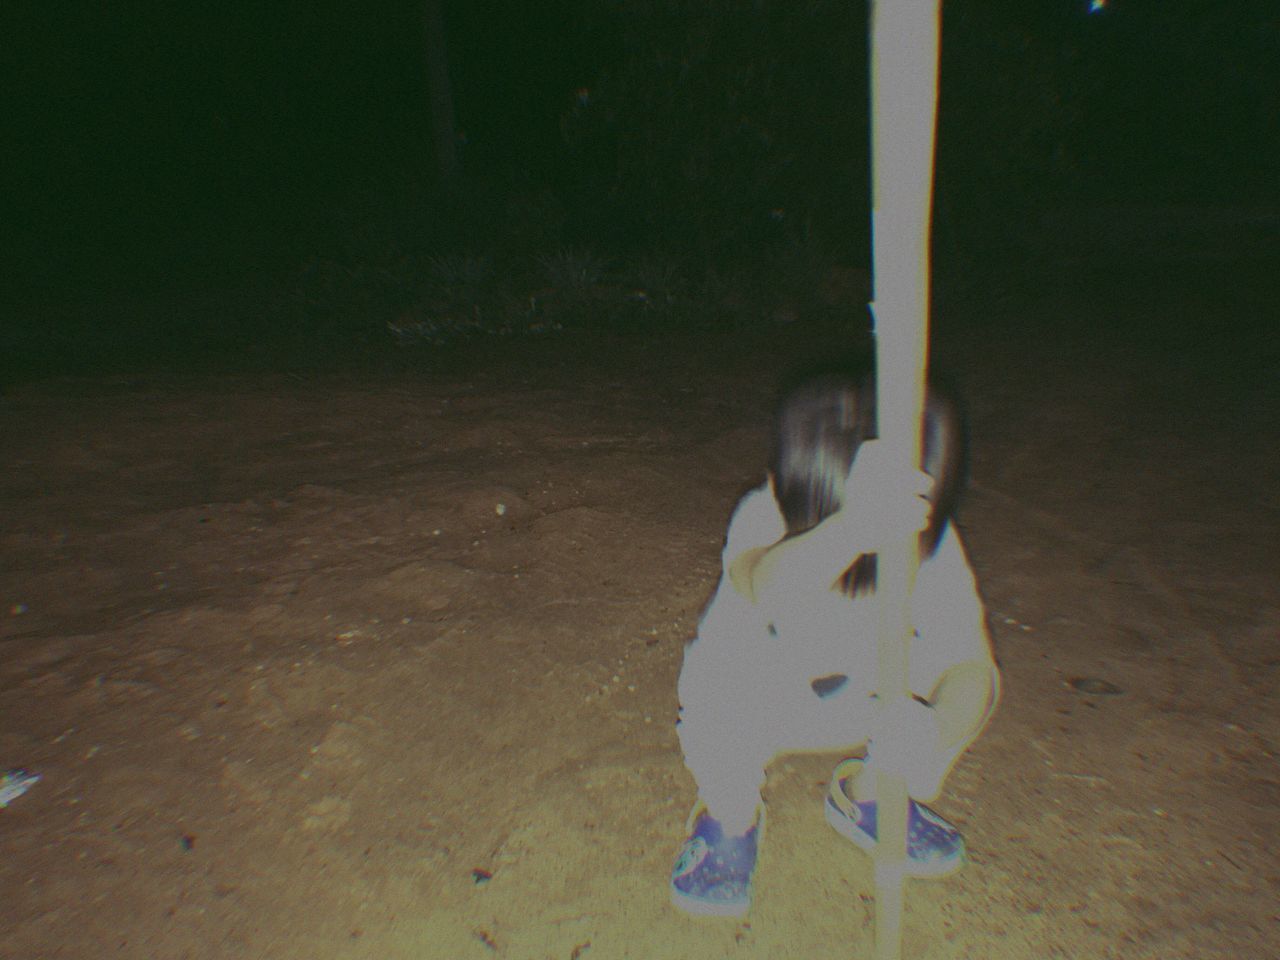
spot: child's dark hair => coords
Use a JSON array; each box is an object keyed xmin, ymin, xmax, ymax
[{"xmin": 769, "ymin": 353, "xmax": 967, "ymax": 597}]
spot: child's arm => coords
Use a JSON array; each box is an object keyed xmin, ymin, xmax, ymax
[
  {"xmin": 860, "ymin": 525, "xmax": 999, "ymax": 804},
  {"xmin": 728, "ymin": 512, "xmax": 867, "ymax": 604},
  {"xmin": 730, "ymin": 448, "xmax": 933, "ymax": 605}
]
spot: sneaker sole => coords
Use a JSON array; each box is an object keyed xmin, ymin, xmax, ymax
[{"xmin": 670, "ymin": 886, "xmax": 751, "ymax": 918}]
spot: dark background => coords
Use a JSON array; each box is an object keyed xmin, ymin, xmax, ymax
[{"xmin": 4, "ymin": 0, "xmax": 1277, "ymax": 374}]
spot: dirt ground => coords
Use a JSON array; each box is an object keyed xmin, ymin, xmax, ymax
[{"xmin": 2, "ymin": 273, "xmax": 1278, "ymax": 960}]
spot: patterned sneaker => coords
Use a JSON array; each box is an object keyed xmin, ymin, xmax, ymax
[
  {"xmin": 824, "ymin": 758, "xmax": 965, "ymax": 878},
  {"xmin": 670, "ymin": 803, "xmax": 764, "ymax": 917}
]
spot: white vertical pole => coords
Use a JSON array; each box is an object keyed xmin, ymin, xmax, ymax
[{"xmin": 868, "ymin": 1, "xmax": 941, "ymax": 958}]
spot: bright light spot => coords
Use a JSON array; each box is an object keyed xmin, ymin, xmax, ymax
[{"xmin": 1089, "ymin": 0, "xmax": 1106, "ymax": 12}]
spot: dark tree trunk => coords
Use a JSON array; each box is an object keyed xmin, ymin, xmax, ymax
[{"xmin": 422, "ymin": 0, "xmax": 459, "ymax": 186}]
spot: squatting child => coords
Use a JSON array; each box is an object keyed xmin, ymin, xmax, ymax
[{"xmin": 671, "ymin": 359, "xmax": 1000, "ymax": 917}]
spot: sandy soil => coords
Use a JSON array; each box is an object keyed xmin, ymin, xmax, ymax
[{"xmin": 2, "ymin": 280, "xmax": 1278, "ymax": 960}]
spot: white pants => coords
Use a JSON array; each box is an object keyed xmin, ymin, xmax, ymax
[{"xmin": 676, "ymin": 628, "xmax": 878, "ymax": 834}]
